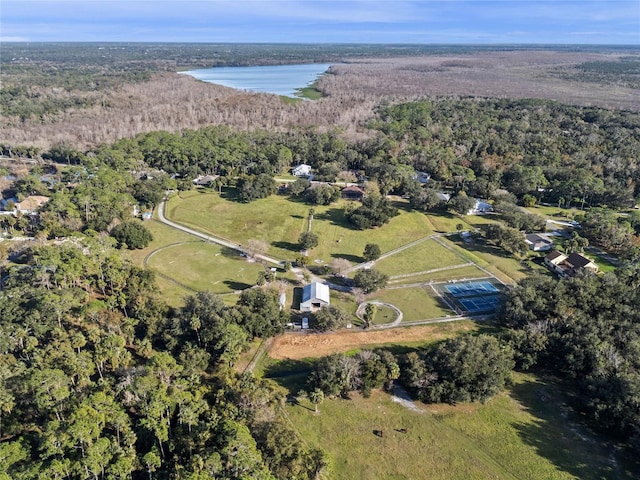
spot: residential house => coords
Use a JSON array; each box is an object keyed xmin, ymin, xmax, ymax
[
  {"xmin": 192, "ymin": 175, "xmax": 220, "ymax": 187},
  {"xmin": 15, "ymin": 195, "xmax": 50, "ymax": 214},
  {"xmin": 300, "ymin": 282, "xmax": 330, "ymax": 312},
  {"xmin": 467, "ymin": 199, "xmax": 493, "ymax": 215},
  {"xmin": 524, "ymin": 233, "xmax": 554, "ymax": 252},
  {"xmin": 544, "ymin": 250, "xmax": 598, "ymax": 278},
  {"xmin": 341, "ymin": 185, "xmax": 365, "ymax": 200},
  {"xmin": 292, "ymin": 164, "xmax": 312, "ymax": 177}
]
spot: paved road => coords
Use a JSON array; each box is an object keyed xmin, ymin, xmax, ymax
[{"xmin": 157, "ymin": 198, "xmax": 284, "ymax": 266}]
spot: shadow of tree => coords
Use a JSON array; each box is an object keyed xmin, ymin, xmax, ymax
[
  {"xmin": 223, "ymin": 280, "xmax": 252, "ymax": 291},
  {"xmin": 509, "ymin": 377, "xmax": 637, "ymax": 479},
  {"xmin": 272, "ymin": 240, "xmax": 302, "ymax": 252},
  {"xmin": 219, "ymin": 246, "xmax": 243, "ymax": 258},
  {"xmin": 330, "ymin": 252, "xmax": 362, "ymax": 263},
  {"xmin": 314, "ymin": 207, "xmax": 352, "ymax": 228},
  {"xmin": 263, "ymin": 358, "xmax": 315, "ymax": 393}
]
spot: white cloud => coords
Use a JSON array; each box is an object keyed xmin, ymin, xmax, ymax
[{"xmin": 0, "ymin": 36, "xmax": 30, "ymax": 42}]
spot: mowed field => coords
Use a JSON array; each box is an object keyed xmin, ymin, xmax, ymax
[
  {"xmin": 284, "ymin": 373, "xmax": 631, "ymax": 480},
  {"xmin": 369, "ymin": 287, "xmax": 452, "ymax": 322},
  {"xmin": 375, "ymin": 238, "xmax": 465, "ymax": 276},
  {"xmin": 147, "ymin": 242, "xmax": 265, "ymax": 293},
  {"xmin": 165, "ymin": 190, "xmax": 434, "ymax": 263}
]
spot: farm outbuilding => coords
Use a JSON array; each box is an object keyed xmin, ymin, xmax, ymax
[{"xmin": 300, "ymin": 282, "xmax": 330, "ymax": 311}]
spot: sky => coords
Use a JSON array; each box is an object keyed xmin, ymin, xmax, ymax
[{"xmin": 1, "ymin": 0, "xmax": 639, "ymax": 44}]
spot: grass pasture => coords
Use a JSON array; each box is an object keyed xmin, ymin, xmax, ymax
[
  {"xmin": 282, "ymin": 372, "xmax": 633, "ymax": 480},
  {"xmin": 387, "ymin": 264, "xmax": 488, "ymax": 286},
  {"xmin": 375, "ymin": 238, "xmax": 469, "ymax": 277},
  {"xmin": 147, "ymin": 241, "xmax": 265, "ymax": 294},
  {"xmin": 165, "ymin": 190, "xmax": 433, "ymax": 263},
  {"xmin": 370, "ymin": 286, "xmax": 452, "ymax": 322}
]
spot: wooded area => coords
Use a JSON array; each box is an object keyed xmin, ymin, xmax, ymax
[
  {"xmin": 1, "ymin": 45, "xmax": 638, "ymax": 149},
  {"xmin": 0, "ymin": 241, "xmax": 327, "ymax": 478}
]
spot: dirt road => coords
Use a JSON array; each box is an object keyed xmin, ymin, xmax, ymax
[{"xmin": 269, "ymin": 322, "xmax": 478, "ymax": 360}]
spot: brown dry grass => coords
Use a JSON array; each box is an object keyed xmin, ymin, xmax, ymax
[
  {"xmin": 269, "ymin": 321, "xmax": 479, "ymax": 360},
  {"xmin": 2, "ymin": 50, "xmax": 638, "ymax": 150}
]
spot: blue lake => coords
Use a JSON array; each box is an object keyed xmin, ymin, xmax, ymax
[{"xmin": 179, "ymin": 63, "xmax": 332, "ymax": 98}]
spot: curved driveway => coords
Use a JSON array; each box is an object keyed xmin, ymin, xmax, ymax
[
  {"xmin": 356, "ymin": 300, "xmax": 403, "ymax": 329},
  {"xmin": 157, "ymin": 199, "xmax": 284, "ymax": 266}
]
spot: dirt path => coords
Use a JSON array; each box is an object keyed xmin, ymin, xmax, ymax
[
  {"xmin": 356, "ymin": 301, "xmax": 403, "ymax": 328},
  {"xmin": 157, "ymin": 198, "xmax": 284, "ymax": 266},
  {"xmin": 269, "ymin": 322, "xmax": 478, "ymax": 360}
]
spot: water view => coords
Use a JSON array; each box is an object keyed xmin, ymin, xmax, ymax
[{"xmin": 179, "ymin": 63, "xmax": 332, "ymax": 98}]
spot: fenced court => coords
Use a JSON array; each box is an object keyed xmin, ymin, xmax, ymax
[
  {"xmin": 444, "ymin": 280, "xmax": 499, "ymax": 297},
  {"xmin": 459, "ymin": 295, "xmax": 501, "ymax": 314},
  {"xmin": 433, "ymin": 278, "xmax": 504, "ymax": 315}
]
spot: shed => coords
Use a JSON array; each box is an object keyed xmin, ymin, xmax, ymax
[{"xmin": 300, "ymin": 282, "xmax": 330, "ymax": 312}]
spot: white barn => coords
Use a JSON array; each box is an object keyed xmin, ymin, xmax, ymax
[{"xmin": 300, "ymin": 282, "xmax": 330, "ymax": 312}]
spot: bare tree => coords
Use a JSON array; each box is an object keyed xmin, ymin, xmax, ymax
[
  {"xmin": 245, "ymin": 239, "xmax": 269, "ymax": 259},
  {"xmin": 329, "ymin": 258, "xmax": 351, "ymax": 277}
]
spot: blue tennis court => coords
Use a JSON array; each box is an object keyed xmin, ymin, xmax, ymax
[
  {"xmin": 444, "ymin": 280, "xmax": 499, "ymax": 298},
  {"xmin": 459, "ymin": 295, "xmax": 501, "ymax": 313}
]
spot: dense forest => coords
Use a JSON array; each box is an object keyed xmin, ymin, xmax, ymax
[
  {"xmin": 0, "ymin": 239, "xmax": 328, "ymax": 479},
  {"xmin": 499, "ymin": 267, "xmax": 640, "ymax": 450},
  {"xmin": 29, "ymin": 97, "xmax": 638, "ymax": 211}
]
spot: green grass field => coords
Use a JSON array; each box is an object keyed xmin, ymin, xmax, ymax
[
  {"xmin": 524, "ymin": 204, "xmax": 581, "ymax": 220},
  {"xmin": 282, "ymin": 372, "xmax": 633, "ymax": 480},
  {"xmin": 440, "ymin": 237, "xmax": 535, "ymax": 284},
  {"xmin": 147, "ymin": 242, "xmax": 266, "ymax": 294},
  {"xmin": 370, "ymin": 287, "xmax": 452, "ymax": 322},
  {"xmin": 387, "ymin": 265, "xmax": 489, "ymax": 286},
  {"xmin": 166, "ymin": 190, "xmax": 433, "ymax": 262},
  {"xmin": 375, "ymin": 239, "xmax": 469, "ymax": 277},
  {"xmin": 372, "ymin": 305, "xmax": 397, "ymax": 325}
]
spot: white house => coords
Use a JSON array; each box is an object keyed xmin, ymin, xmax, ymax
[
  {"xmin": 467, "ymin": 199, "xmax": 493, "ymax": 215},
  {"xmin": 292, "ymin": 164, "xmax": 312, "ymax": 177},
  {"xmin": 300, "ymin": 282, "xmax": 330, "ymax": 312},
  {"xmin": 524, "ymin": 233, "xmax": 554, "ymax": 252}
]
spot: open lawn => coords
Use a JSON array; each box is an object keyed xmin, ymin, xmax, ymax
[
  {"xmin": 147, "ymin": 242, "xmax": 266, "ymax": 293},
  {"xmin": 525, "ymin": 204, "xmax": 581, "ymax": 220},
  {"xmin": 375, "ymin": 238, "xmax": 469, "ymax": 277},
  {"xmin": 440, "ymin": 237, "xmax": 536, "ymax": 284},
  {"xmin": 372, "ymin": 305, "xmax": 396, "ymax": 325},
  {"xmin": 370, "ymin": 287, "xmax": 452, "ymax": 322},
  {"xmin": 423, "ymin": 210, "xmax": 498, "ymax": 233},
  {"xmin": 329, "ymin": 291, "xmax": 360, "ymax": 320},
  {"xmin": 124, "ymin": 217, "xmax": 196, "ymax": 266},
  {"xmin": 280, "ymin": 372, "xmax": 634, "ymax": 480},
  {"xmin": 387, "ymin": 264, "xmax": 488, "ymax": 286},
  {"xmin": 165, "ymin": 190, "xmax": 433, "ymax": 263}
]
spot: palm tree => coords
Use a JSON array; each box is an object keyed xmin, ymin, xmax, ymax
[{"xmin": 309, "ymin": 388, "xmax": 324, "ymax": 414}]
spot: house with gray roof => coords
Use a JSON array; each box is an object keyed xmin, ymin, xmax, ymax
[{"xmin": 524, "ymin": 233, "xmax": 554, "ymax": 251}]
